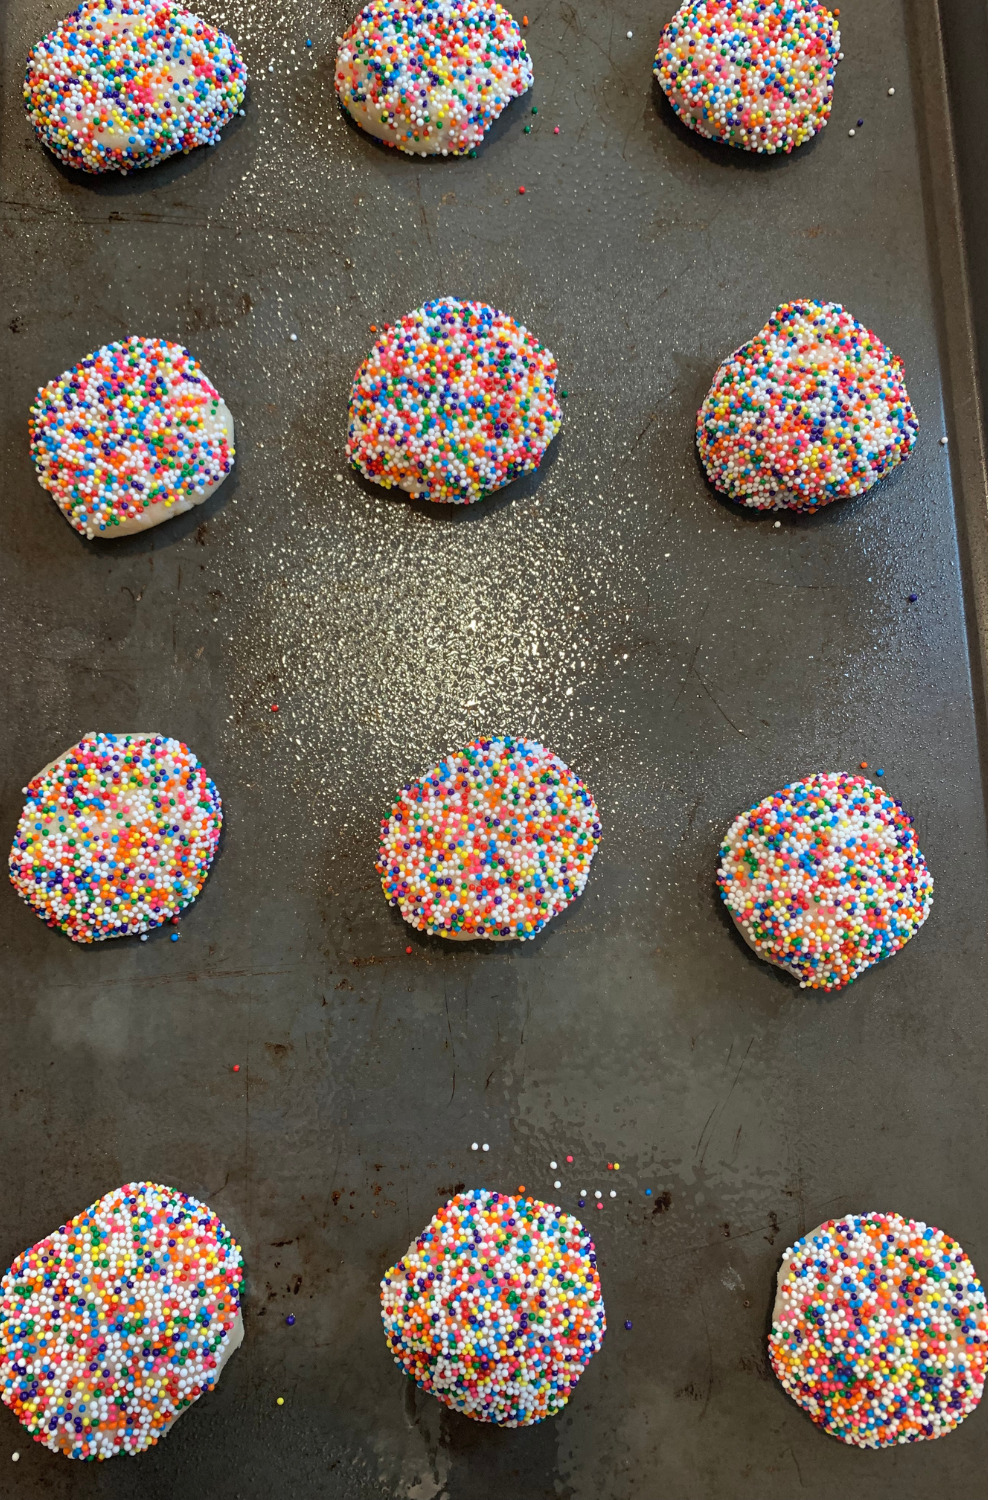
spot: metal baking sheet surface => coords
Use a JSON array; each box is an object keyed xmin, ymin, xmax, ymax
[{"xmin": 0, "ymin": 0, "xmax": 986, "ymax": 1495}]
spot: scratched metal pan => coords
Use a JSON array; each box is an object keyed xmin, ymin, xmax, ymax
[{"xmin": 0, "ymin": 0, "xmax": 985, "ymax": 1494}]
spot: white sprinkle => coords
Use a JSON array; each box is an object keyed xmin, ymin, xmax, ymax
[
  {"xmin": 11, "ymin": 1452, "xmax": 20, "ymax": 1462},
  {"xmin": 579, "ymin": 1189, "xmax": 587, "ymax": 1197},
  {"xmin": 481, "ymin": 1143, "xmax": 489, "ymax": 1151},
  {"xmin": 594, "ymin": 1190, "xmax": 602, "ymax": 1199},
  {"xmin": 553, "ymin": 1180, "xmax": 561, "ymax": 1188},
  {"xmin": 626, "ymin": 29, "xmax": 633, "ymax": 37},
  {"xmin": 610, "ymin": 1190, "xmax": 617, "ymax": 1198},
  {"xmin": 848, "ymin": 128, "xmax": 856, "ymax": 137},
  {"xmin": 471, "ymin": 1142, "xmax": 479, "ymax": 1150},
  {"xmin": 549, "ymin": 1161, "xmax": 558, "ymax": 1169},
  {"xmin": 290, "ymin": 334, "xmax": 298, "ymax": 342},
  {"xmin": 939, "ymin": 435, "xmax": 949, "ymax": 446},
  {"xmin": 888, "ymin": 87, "xmax": 895, "ymax": 95},
  {"xmin": 773, "ymin": 520, "xmax": 781, "ymax": 528}
]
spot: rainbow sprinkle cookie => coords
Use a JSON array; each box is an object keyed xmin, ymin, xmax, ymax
[
  {"xmin": 377, "ymin": 736, "xmax": 600, "ymax": 941},
  {"xmin": 770, "ymin": 1212, "xmax": 988, "ymax": 1447},
  {"xmin": 654, "ymin": 0, "xmax": 840, "ymax": 154},
  {"xmin": 717, "ymin": 772, "xmax": 933, "ymax": 990},
  {"xmin": 9, "ymin": 732, "xmax": 222, "ymax": 944},
  {"xmin": 31, "ymin": 337, "xmax": 235, "ymax": 540},
  {"xmin": 1, "ymin": 1182, "xmax": 243, "ymax": 1460},
  {"xmin": 381, "ymin": 1190, "xmax": 605, "ymax": 1426},
  {"xmin": 24, "ymin": 0, "xmax": 245, "ymax": 175},
  {"xmin": 336, "ymin": 0, "xmax": 531, "ymax": 156},
  {"xmin": 697, "ymin": 301, "xmax": 919, "ymax": 512},
  {"xmin": 348, "ymin": 299, "xmax": 561, "ymax": 505}
]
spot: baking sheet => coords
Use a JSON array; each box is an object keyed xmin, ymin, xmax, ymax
[{"xmin": 0, "ymin": 0, "xmax": 986, "ymax": 1495}]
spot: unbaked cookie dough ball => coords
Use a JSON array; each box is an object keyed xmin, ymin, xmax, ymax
[
  {"xmin": 31, "ymin": 336, "xmax": 235, "ymax": 538},
  {"xmin": 0, "ymin": 1182, "xmax": 243, "ymax": 1459},
  {"xmin": 347, "ymin": 298, "xmax": 561, "ymax": 505},
  {"xmin": 377, "ymin": 735, "xmax": 601, "ymax": 941},
  {"xmin": 717, "ymin": 772, "xmax": 933, "ymax": 989},
  {"xmin": 381, "ymin": 1189, "xmax": 605, "ymax": 1426},
  {"xmin": 24, "ymin": 0, "xmax": 246, "ymax": 174},
  {"xmin": 697, "ymin": 301, "xmax": 919, "ymax": 512},
  {"xmin": 770, "ymin": 1211, "xmax": 987, "ymax": 1447},
  {"xmin": 8, "ymin": 732, "xmax": 222, "ymax": 943},
  {"xmin": 336, "ymin": 0, "xmax": 531, "ymax": 156},
  {"xmin": 654, "ymin": 0, "xmax": 840, "ymax": 154}
]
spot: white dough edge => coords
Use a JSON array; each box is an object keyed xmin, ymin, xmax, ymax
[
  {"xmin": 157, "ymin": 1307, "xmax": 244, "ymax": 1439},
  {"xmin": 771, "ymin": 1223, "xmax": 834, "ymax": 1341},
  {"xmin": 730, "ymin": 912, "xmax": 805, "ymax": 981}
]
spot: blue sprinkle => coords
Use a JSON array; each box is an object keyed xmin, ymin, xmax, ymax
[
  {"xmin": 171, "ymin": 933, "xmax": 179, "ymax": 942},
  {"xmin": 645, "ymin": 1188, "xmax": 652, "ymax": 1196},
  {"xmin": 306, "ymin": 38, "xmax": 312, "ymax": 45},
  {"xmin": 876, "ymin": 769, "xmax": 884, "ymax": 776}
]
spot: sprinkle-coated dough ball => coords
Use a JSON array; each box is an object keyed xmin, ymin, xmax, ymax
[
  {"xmin": 348, "ymin": 299, "xmax": 561, "ymax": 505},
  {"xmin": 717, "ymin": 772, "xmax": 932, "ymax": 989},
  {"xmin": 31, "ymin": 337, "xmax": 235, "ymax": 539},
  {"xmin": 377, "ymin": 735, "xmax": 601, "ymax": 941},
  {"xmin": 770, "ymin": 1212, "xmax": 988, "ymax": 1447},
  {"xmin": 654, "ymin": 0, "xmax": 839, "ymax": 153},
  {"xmin": 336, "ymin": 0, "xmax": 531, "ymax": 156},
  {"xmin": 0, "ymin": 1182, "xmax": 243, "ymax": 1460},
  {"xmin": 697, "ymin": 301, "xmax": 918, "ymax": 512},
  {"xmin": 24, "ymin": 0, "xmax": 246, "ymax": 175},
  {"xmin": 9, "ymin": 732, "xmax": 222, "ymax": 943},
  {"xmin": 381, "ymin": 1190, "xmax": 605, "ymax": 1426}
]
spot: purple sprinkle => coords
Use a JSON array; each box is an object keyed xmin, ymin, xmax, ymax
[
  {"xmin": 286, "ymin": 1315, "xmax": 296, "ymax": 1325},
  {"xmin": 624, "ymin": 1319, "xmax": 632, "ymax": 1330}
]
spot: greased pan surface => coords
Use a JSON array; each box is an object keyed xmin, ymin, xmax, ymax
[{"xmin": 0, "ymin": 0, "xmax": 985, "ymax": 1494}]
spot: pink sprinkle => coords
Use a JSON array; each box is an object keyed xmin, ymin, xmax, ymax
[
  {"xmin": 566, "ymin": 1155, "xmax": 574, "ymax": 1163},
  {"xmin": 553, "ymin": 126, "xmax": 560, "ymax": 134}
]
